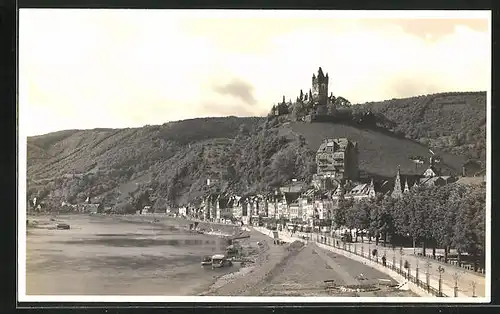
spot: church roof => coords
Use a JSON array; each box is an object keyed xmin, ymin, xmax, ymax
[
  {"xmin": 419, "ymin": 176, "xmax": 445, "ymax": 186},
  {"xmin": 347, "ymin": 183, "xmax": 369, "ymax": 195}
]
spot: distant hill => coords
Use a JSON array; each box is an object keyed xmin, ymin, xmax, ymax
[
  {"xmin": 26, "ymin": 92, "xmax": 485, "ymax": 211},
  {"xmin": 27, "ymin": 116, "xmax": 264, "ymax": 179}
]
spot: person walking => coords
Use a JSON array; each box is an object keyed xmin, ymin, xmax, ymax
[{"xmin": 382, "ymin": 255, "xmax": 387, "ymax": 267}]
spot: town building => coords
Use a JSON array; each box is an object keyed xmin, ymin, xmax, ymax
[
  {"xmin": 314, "ymin": 138, "xmax": 359, "ymax": 183},
  {"xmin": 215, "ymin": 194, "xmax": 233, "ymax": 222},
  {"xmin": 178, "ymin": 207, "xmax": 187, "ymax": 217},
  {"xmin": 288, "ymin": 203, "xmax": 300, "ymax": 220},
  {"xmin": 257, "ymin": 196, "xmax": 269, "ymax": 217},
  {"xmin": 277, "ymin": 199, "xmax": 287, "ymax": 219},
  {"xmin": 390, "ymin": 157, "xmax": 459, "ymax": 198},
  {"xmin": 345, "ymin": 179, "xmax": 377, "ymax": 200},
  {"xmin": 201, "ymin": 193, "xmax": 218, "ymax": 221}
]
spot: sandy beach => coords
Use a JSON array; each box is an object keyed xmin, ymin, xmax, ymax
[{"xmin": 25, "ymin": 214, "xmax": 416, "ymax": 297}]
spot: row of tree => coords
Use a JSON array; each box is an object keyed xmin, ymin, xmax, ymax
[{"xmin": 332, "ymin": 183, "xmax": 485, "ymax": 266}]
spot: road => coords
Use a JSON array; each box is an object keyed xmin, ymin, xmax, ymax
[
  {"xmin": 208, "ymin": 228, "xmax": 416, "ymax": 297},
  {"xmin": 304, "ymin": 233, "xmax": 485, "ymax": 297}
]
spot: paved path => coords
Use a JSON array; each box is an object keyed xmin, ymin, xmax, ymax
[{"xmin": 300, "ymin": 232, "xmax": 485, "ymax": 298}]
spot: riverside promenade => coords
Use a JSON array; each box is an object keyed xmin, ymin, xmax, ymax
[
  {"xmin": 333, "ymin": 238, "xmax": 486, "ymax": 298},
  {"xmin": 253, "ymin": 227, "xmax": 487, "ymax": 300}
]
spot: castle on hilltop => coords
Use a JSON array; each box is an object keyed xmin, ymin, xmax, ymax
[{"xmin": 270, "ymin": 67, "xmax": 352, "ymax": 122}]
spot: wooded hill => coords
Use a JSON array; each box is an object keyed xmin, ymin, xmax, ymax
[
  {"xmin": 355, "ymin": 91, "xmax": 486, "ymax": 165},
  {"xmin": 26, "ymin": 91, "xmax": 486, "ymax": 211}
]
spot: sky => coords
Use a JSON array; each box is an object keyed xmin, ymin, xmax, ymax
[{"xmin": 19, "ymin": 10, "xmax": 491, "ymax": 136}]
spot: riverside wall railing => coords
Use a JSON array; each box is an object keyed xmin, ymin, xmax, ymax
[{"xmin": 262, "ymin": 229, "xmax": 481, "ymax": 298}]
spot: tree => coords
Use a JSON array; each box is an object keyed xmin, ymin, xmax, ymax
[
  {"xmin": 271, "ymin": 146, "xmax": 298, "ymax": 183},
  {"xmin": 152, "ymin": 197, "xmax": 168, "ymax": 213},
  {"xmin": 292, "ymin": 101, "xmax": 307, "ymax": 120},
  {"xmin": 392, "ymin": 194, "xmax": 412, "ymax": 239},
  {"xmin": 453, "ymin": 185, "xmax": 486, "ymax": 268},
  {"xmin": 115, "ymin": 202, "xmax": 136, "ymax": 214},
  {"xmin": 334, "ymin": 96, "xmax": 352, "ymax": 108},
  {"xmin": 369, "ymin": 196, "xmax": 386, "ymax": 245},
  {"xmin": 223, "ymin": 165, "xmax": 237, "ymax": 182},
  {"xmin": 430, "ymin": 184, "xmax": 460, "ymax": 261},
  {"xmin": 380, "ymin": 195, "xmax": 397, "ymax": 235},
  {"xmin": 335, "ymin": 197, "xmax": 354, "ymax": 238},
  {"xmin": 345, "ymin": 199, "xmax": 371, "ymax": 242},
  {"xmin": 133, "ymin": 189, "xmax": 151, "ymax": 213},
  {"xmin": 407, "ymin": 188, "xmax": 435, "ymax": 253}
]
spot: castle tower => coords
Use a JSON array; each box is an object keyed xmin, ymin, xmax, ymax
[
  {"xmin": 312, "ymin": 67, "xmax": 329, "ymax": 106},
  {"xmin": 391, "ymin": 166, "xmax": 403, "ymax": 198}
]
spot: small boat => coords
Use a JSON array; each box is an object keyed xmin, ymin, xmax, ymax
[
  {"xmin": 211, "ymin": 254, "xmax": 232, "ymax": 269},
  {"xmin": 56, "ymin": 223, "xmax": 70, "ymax": 230},
  {"xmin": 201, "ymin": 255, "xmax": 212, "ymax": 266}
]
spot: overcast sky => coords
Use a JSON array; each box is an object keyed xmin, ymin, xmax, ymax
[{"xmin": 19, "ymin": 10, "xmax": 491, "ymax": 136}]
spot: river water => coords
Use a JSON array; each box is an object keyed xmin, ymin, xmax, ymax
[{"xmin": 25, "ymin": 214, "xmax": 240, "ymax": 296}]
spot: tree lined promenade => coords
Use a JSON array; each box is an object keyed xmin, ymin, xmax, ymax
[
  {"xmin": 330, "ymin": 183, "xmax": 485, "ymax": 272},
  {"xmin": 283, "ymin": 229, "xmax": 485, "ymax": 298}
]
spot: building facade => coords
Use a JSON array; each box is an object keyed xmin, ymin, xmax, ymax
[{"xmin": 315, "ymin": 138, "xmax": 359, "ymax": 181}]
